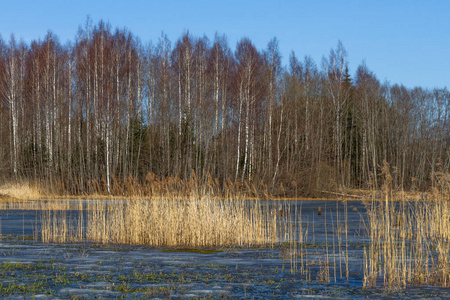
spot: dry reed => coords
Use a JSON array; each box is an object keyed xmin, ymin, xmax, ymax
[
  {"xmin": 364, "ymin": 160, "xmax": 450, "ymax": 289},
  {"xmin": 36, "ymin": 173, "xmax": 278, "ymax": 248},
  {"xmin": 39, "ymin": 198, "xmax": 281, "ymax": 248}
]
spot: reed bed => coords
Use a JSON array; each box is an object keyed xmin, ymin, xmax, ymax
[
  {"xmin": 364, "ymin": 161, "xmax": 450, "ymax": 289},
  {"xmin": 36, "ymin": 174, "xmax": 275, "ymax": 248},
  {"xmin": 40, "ymin": 198, "xmax": 280, "ymax": 248}
]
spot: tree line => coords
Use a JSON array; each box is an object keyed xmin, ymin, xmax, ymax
[{"xmin": 1, "ymin": 19, "xmax": 449, "ymax": 195}]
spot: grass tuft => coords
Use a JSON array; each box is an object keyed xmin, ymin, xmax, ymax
[{"xmin": 0, "ymin": 183, "xmax": 41, "ymax": 201}]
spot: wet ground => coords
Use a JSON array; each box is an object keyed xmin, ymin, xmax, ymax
[{"xmin": 0, "ymin": 200, "xmax": 449, "ymax": 299}]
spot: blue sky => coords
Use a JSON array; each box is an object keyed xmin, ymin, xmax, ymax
[{"xmin": 1, "ymin": 0, "xmax": 448, "ymax": 89}]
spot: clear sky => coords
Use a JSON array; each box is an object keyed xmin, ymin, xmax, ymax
[{"xmin": 0, "ymin": 0, "xmax": 448, "ymax": 89}]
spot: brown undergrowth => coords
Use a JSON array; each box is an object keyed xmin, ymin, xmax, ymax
[
  {"xmin": 34, "ymin": 172, "xmax": 269, "ymax": 201},
  {"xmin": 0, "ymin": 172, "xmax": 269, "ymax": 210}
]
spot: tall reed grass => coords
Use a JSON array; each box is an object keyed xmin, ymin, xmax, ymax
[
  {"xmin": 37, "ymin": 173, "xmax": 277, "ymax": 248},
  {"xmin": 41, "ymin": 198, "xmax": 279, "ymax": 247},
  {"xmin": 364, "ymin": 160, "xmax": 450, "ymax": 289}
]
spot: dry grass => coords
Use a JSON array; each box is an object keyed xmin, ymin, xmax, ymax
[
  {"xmin": 32, "ymin": 172, "xmax": 269, "ymax": 201},
  {"xmin": 0, "ymin": 183, "xmax": 42, "ymax": 201},
  {"xmin": 2, "ymin": 172, "xmax": 366, "ymax": 202}
]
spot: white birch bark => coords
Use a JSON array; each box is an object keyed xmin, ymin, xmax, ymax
[
  {"xmin": 272, "ymin": 106, "xmax": 283, "ymax": 186},
  {"xmin": 241, "ymin": 65, "xmax": 251, "ymax": 182},
  {"xmin": 7, "ymin": 37, "xmax": 19, "ymax": 178},
  {"xmin": 214, "ymin": 42, "xmax": 219, "ymax": 137},
  {"xmin": 235, "ymin": 81, "xmax": 243, "ymax": 182},
  {"xmin": 68, "ymin": 59, "xmax": 73, "ymax": 173}
]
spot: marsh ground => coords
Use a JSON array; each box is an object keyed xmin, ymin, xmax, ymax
[{"xmin": 0, "ymin": 200, "xmax": 448, "ymax": 299}]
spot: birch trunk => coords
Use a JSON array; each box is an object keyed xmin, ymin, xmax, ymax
[
  {"xmin": 235, "ymin": 82, "xmax": 243, "ymax": 182},
  {"xmin": 272, "ymin": 106, "xmax": 283, "ymax": 186},
  {"xmin": 8, "ymin": 38, "xmax": 18, "ymax": 178}
]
